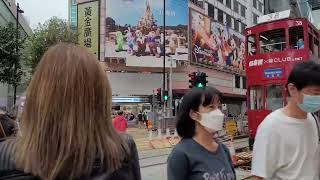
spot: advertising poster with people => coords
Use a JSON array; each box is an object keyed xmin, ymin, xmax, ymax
[
  {"xmin": 105, "ymin": 0, "xmax": 188, "ymax": 67},
  {"xmin": 191, "ymin": 10, "xmax": 245, "ymax": 71}
]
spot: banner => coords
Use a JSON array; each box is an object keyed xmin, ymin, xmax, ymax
[
  {"xmin": 78, "ymin": 1, "xmax": 99, "ymax": 59},
  {"xmin": 69, "ymin": 0, "xmax": 77, "ymax": 30},
  {"xmin": 105, "ymin": 0, "xmax": 188, "ymax": 67},
  {"xmin": 190, "ymin": 10, "xmax": 245, "ymax": 71}
]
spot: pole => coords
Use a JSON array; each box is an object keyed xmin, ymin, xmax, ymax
[
  {"xmin": 169, "ymin": 56, "xmax": 173, "ymax": 117},
  {"xmin": 162, "ymin": 0, "xmax": 166, "ymax": 133},
  {"xmin": 14, "ymin": 3, "xmax": 19, "ymax": 106}
]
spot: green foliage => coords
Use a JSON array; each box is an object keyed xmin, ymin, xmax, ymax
[
  {"xmin": 21, "ymin": 17, "xmax": 78, "ymax": 73},
  {"xmin": 0, "ymin": 23, "xmax": 24, "ymax": 86}
]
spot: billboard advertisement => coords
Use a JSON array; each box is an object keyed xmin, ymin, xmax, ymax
[
  {"xmin": 78, "ymin": 0, "xmax": 100, "ymax": 59},
  {"xmin": 190, "ymin": 10, "xmax": 245, "ymax": 71},
  {"xmin": 105, "ymin": 0, "xmax": 188, "ymax": 67},
  {"xmin": 69, "ymin": 0, "xmax": 77, "ymax": 31}
]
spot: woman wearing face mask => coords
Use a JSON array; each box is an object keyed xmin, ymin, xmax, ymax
[{"xmin": 167, "ymin": 87, "xmax": 235, "ymax": 180}]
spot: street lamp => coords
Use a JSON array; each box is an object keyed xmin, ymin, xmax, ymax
[{"xmin": 14, "ymin": 3, "xmax": 24, "ymax": 106}]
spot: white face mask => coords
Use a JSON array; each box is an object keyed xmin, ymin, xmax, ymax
[{"xmin": 199, "ymin": 109, "xmax": 225, "ymax": 133}]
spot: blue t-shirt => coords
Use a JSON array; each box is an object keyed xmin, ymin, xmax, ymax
[{"xmin": 167, "ymin": 138, "xmax": 236, "ymax": 180}]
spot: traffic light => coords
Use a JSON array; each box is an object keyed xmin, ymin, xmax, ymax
[
  {"xmin": 189, "ymin": 72, "xmax": 208, "ymax": 89},
  {"xmin": 163, "ymin": 90, "xmax": 169, "ymax": 101},
  {"xmin": 188, "ymin": 72, "xmax": 196, "ymax": 88},
  {"xmin": 156, "ymin": 88, "xmax": 161, "ymax": 102}
]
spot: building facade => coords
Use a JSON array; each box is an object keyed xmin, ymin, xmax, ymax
[{"xmin": 0, "ymin": 0, "xmax": 32, "ymax": 111}]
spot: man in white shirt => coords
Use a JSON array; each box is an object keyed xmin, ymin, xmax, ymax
[{"xmin": 252, "ymin": 61, "xmax": 320, "ymax": 180}]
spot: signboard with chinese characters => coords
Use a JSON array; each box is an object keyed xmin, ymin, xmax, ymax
[{"xmin": 78, "ymin": 0, "xmax": 99, "ymax": 59}]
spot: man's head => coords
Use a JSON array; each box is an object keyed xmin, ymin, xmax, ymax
[
  {"xmin": 286, "ymin": 61, "xmax": 320, "ymax": 112},
  {"xmin": 117, "ymin": 110, "xmax": 124, "ymax": 116}
]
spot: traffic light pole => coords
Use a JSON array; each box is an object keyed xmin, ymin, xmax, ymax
[
  {"xmin": 168, "ymin": 56, "xmax": 173, "ymax": 116},
  {"xmin": 162, "ymin": 0, "xmax": 166, "ymax": 116}
]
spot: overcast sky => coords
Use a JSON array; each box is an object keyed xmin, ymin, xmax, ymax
[{"xmin": 17, "ymin": 0, "xmax": 68, "ymax": 30}]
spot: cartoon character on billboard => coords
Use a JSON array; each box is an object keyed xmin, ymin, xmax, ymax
[
  {"xmin": 136, "ymin": 30, "xmax": 147, "ymax": 57},
  {"xmin": 169, "ymin": 33, "xmax": 177, "ymax": 55},
  {"xmin": 238, "ymin": 41, "xmax": 245, "ymax": 70},
  {"xmin": 125, "ymin": 28, "xmax": 135, "ymax": 55},
  {"xmin": 115, "ymin": 31, "xmax": 124, "ymax": 52},
  {"xmin": 147, "ymin": 31, "xmax": 159, "ymax": 57}
]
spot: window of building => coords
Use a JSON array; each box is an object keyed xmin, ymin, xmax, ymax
[
  {"xmin": 247, "ymin": 35, "xmax": 256, "ymax": 56},
  {"xmin": 253, "ymin": 0, "xmax": 257, "ymax": 9},
  {"xmin": 208, "ymin": 3, "xmax": 215, "ymax": 19},
  {"xmin": 259, "ymin": 2, "xmax": 263, "ymax": 12},
  {"xmin": 250, "ymin": 86, "xmax": 263, "ymax": 110},
  {"xmin": 234, "ymin": 19, "xmax": 239, "ymax": 32},
  {"xmin": 259, "ymin": 29, "xmax": 286, "ymax": 53},
  {"xmin": 235, "ymin": 75, "xmax": 241, "ymax": 88},
  {"xmin": 234, "ymin": 0, "xmax": 239, "ymax": 13},
  {"xmin": 226, "ymin": 14, "xmax": 232, "ymax": 28},
  {"xmin": 289, "ymin": 26, "xmax": 304, "ymax": 49},
  {"xmin": 242, "ymin": 77, "xmax": 247, "ymax": 89},
  {"xmin": 241, "ymin": 22, "xmax": 246, "ymax": 34},
  {"xmin": 226, "ymin": 0, "xmax": 231, "ymax": 8},
  {"xmin": 253, "ymin": 13, "xmax": 259, "ymax": 24},
  {"xmin": 241, "ymin": 4, "xmax": 246, "ymax": 17},
  {"xmin": 266, "ymin": 85, "xmax": 283, "ymax": 111},
  {"xmin": 218, "ymin": 9, "xmax": 224, "ymax": 23}
]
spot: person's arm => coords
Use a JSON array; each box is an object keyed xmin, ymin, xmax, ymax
[
  {"xmin": 167, "ymin": 149, "xmax": 189, "ymax": 180},
  {"xmin": 251, "ymin": 124, "xmax": 280, "ymax": 179}
]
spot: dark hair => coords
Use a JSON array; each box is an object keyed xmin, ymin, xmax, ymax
[
  {"xmin": 176, "ymin": 86, "xmax": 222, "ymax": 138},
  {"xmin": 287, "ymin": 61, "xmax": 320, "ymax": 96},
  {"xmin": 117, "ymin": 110, "xmax": 124, "ymax": 115}
]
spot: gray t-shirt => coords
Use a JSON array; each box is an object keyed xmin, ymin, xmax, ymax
[{"xmin": 167, "ymin": 138, "xmax": 235, "ymax": 180}]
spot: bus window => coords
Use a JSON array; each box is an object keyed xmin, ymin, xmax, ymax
[
  {"xmin": 266, "ymin": 85, "xmax": 283, "ymax": 111},
  {"xmin": 247, "ymin": 35, "xmax": 256, "ymax": 56},
  {"xmin": 289, "ymin": 26, "xmax": 304, "ymax": 49},
  {"xmin": 314, "ymin": 38, "xmax": 319, "ymax": 57},
  {"xmin": 309, "ymin": 33, "xmax": 314, "ymax": 54},
  {"xmin": 259, "ymin": 29, "xmax": 286, "ymax": 53},
  {"xmin": 250, "ymin": 86, "xmax": 263, "ymax": 110}
]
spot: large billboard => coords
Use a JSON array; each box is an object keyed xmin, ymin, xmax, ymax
[
  {"xmin": 190, "ymin": 10, "xmax": 245, "ymax": 71},
  {"xmin": 105, "ymin": 0, "xmax": 188, "ymax": 67},
  {"xmin": 69, "ymin": 0, "xmax": 77, "ymax": 31},
  {"xmin": 78, "ymin": 0, "xmax": 100, "ymax": 59}
]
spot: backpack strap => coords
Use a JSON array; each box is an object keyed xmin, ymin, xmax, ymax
[{"xmin": 311, "ymin": 113, "xmax": 320, "ymax": 143}]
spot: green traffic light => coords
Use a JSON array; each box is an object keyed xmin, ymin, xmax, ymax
[
  {"xmin": 164, "ymin": 95, "xmax": 169, "ymax": 101},
  {"xmin": 197, "ymin": 83, "xmax": 204, "ymax": 88}
]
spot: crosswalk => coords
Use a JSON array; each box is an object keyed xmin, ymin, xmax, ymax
[{"xmin": 127, "ymin": 128, "xmax": 156, "ymax": 151}]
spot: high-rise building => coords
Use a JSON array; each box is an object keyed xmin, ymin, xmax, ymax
[{"xmin": 68, "ymin": 0, "xmax": 77, "ymax": 31}]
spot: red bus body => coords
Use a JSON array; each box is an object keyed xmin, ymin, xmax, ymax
[{"xmin": 245, "ymin": 18, "xmax": 320, "ymax": 145}]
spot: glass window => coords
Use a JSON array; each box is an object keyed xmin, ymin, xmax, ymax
[
  {"xmin": 234, "ymin": 0, "xmax": 239, "ymax": 13},
  {"xmin": 289, "ymin": 26, "xmax": 304, "ymax": 49},
  {"xmin": 242, "ymin": 77, "xmax": 247, "ymax": 89},
  {"xmin": 234, "ymin": 19, "xmax": 239, "ymax": 32},
  {"xmin": 247, "ymin": 35, "xmax": 256, "ymax": 56},
  {"xmin": 250, "ymin": 86, "xmax": 263, "ymax": 110},
  {"xmin": 241, "ymin": 22, "xmax": 246, "ymax": 34},
  {"xmin": 259, "ymin": 2, "xmax": 263, "ymax": 12},
  {"xmin": 226, "ymin": 0, "xmax": 231, "ymax": 8},
  {"xmin": 314, "ymin": 38, "xmax": 319, "ymax": 57},
  {"xmin": 241, "ymin": 5, "xmax": 246, "ymax": 17},
  {"xmin": 235, "ymin": 75, "xmax": 240, "ymax": 88},
  {"xmin": 208, "ymin": 3, "xmax": 215, "ymax": 19},
  {"xmin": 259, "ymin": 29, "xmax": 286, "ymax": 53},
  {"xmin": 253, "ymin": 0, "xmax": 257, "ymax": 9},
  {"xmin": 218, "ymin": 9, "xmax": 224, "ymax": 23},
  {"xmin": 226, "ymin": 14, "xmax": 232, "ymax": 28},
  {"xmin": 309, "ymin": 33, "xmax": 314, "ymax": 54},
  {"xmin": 253, "ymin": 13, "xmax": 258, "ymax": 24},
  {"xmin": 266, "ymin": 85, "xmax": 283, "ymax": 111}
]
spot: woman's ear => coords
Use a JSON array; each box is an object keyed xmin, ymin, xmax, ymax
[{"xmin": 189, "ymin": 110, "xmax": 201, "ymax": 122}]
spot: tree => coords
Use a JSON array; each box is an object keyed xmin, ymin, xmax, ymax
[
  {"xmin": 0, "ymin": 23, "xmax": 24, "ymax": 103},
  {"xmin": 21, "ymin": 17, "xmax": 78, "ymax": 73}
]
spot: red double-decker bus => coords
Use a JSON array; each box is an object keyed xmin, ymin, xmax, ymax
[{"xmin": 245, "ymin": 17, "xmax": 320, "ymax": 147}]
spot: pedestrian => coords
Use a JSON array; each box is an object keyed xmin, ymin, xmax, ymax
[
  {"xmin": 0, "ymin": 43, "xmax": 141, "ymax": 180},
  {"xmin": 143, "ymin": 112, "xmax": 148, "ymax": 129},
  {"xmin": 138, "ymin": 111, "xmax": 143, "ymax": 129},
  {"xmin": 252, "ymin": 61, "xmax": 320, "ymax": 180},
  {"xmin": 113, "ymin": 110, "xmax": 128, "ymax": 133},
  {"xmin": 167, "ymin": 87, "xmax": 235, "ymax": 180}
]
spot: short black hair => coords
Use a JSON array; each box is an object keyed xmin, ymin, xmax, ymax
[
  {"xmin": 176, "ymin": 86, "xmax": 222, "ymax": 138},
  {"xmin": 117, "ymin": 110, "xmax": 124, "ymax": 116},
  {"xmin": 287, "ymin": 61, "xmax": 320, "ymax": 95}
]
